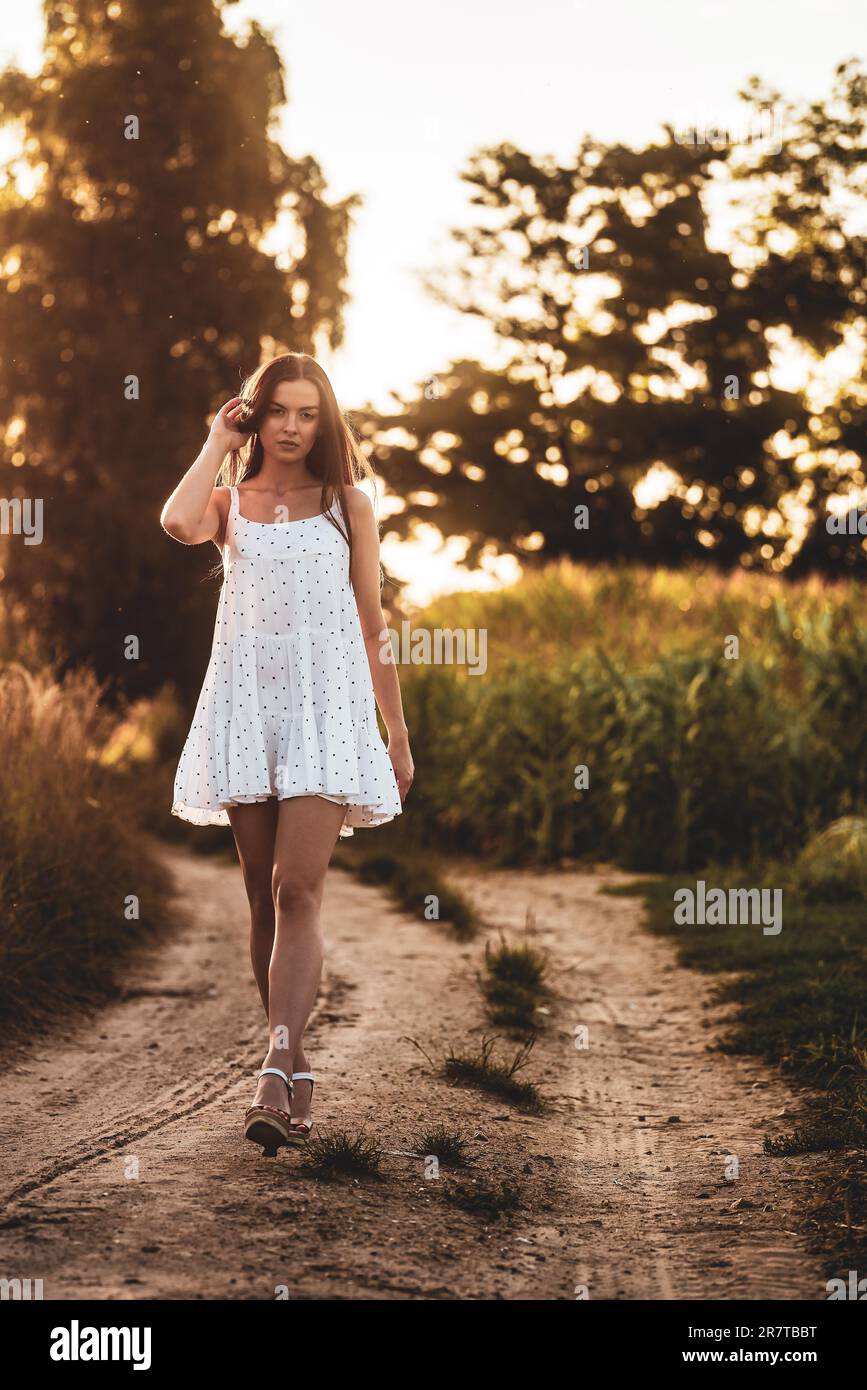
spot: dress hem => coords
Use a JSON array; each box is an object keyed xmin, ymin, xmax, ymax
[{"xmin": 171, "ymin": 794, "xmax": 401, "ymax": 839}]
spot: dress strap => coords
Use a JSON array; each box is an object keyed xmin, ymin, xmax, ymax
[{"xmin": 222, "ymin": 484, "xmax": 238, "ymax": 552}]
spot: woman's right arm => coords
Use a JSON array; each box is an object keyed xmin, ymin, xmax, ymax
[{"xmin": 160, "ymin": 396, "xmax": 246, "ymax": 545}]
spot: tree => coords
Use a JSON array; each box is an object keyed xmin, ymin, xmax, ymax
[
  {"xmin": 360, "ymin": 61, "xmax": 867, "ymax": 576},
  {"xmin": 0, "ymin": 0, "xmax": 358, "ymax": 702}
]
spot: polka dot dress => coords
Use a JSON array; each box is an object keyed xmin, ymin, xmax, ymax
[{"xmin": 171, "ymin": 485, "xmax": 403, "ymax": 838}]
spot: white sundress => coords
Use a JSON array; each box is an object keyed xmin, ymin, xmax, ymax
[{"xmin": 171, "ymin": 484, "xmax": 403, "ymax": 838}]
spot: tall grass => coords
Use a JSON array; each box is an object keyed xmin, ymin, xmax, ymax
[
  {"xmin": 0, "ymin": 662, "xmax": 175, "ymax": 1044},
  {"xmin": 114, "ymin": 560, "xmax": 866, "ymax": 873},
  {"xmin": 419, "ymin": 560, "xmax": 863, "ymax": 680},
  {"xmin": 393, "ymin": 563, "xmax": 867, "ymax": 868}
]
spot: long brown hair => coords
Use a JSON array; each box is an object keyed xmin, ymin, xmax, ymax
[{"xmin": 215, "ymin": 352, "xmax": 376, "ymax": 574}]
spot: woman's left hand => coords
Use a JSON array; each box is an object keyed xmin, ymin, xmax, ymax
[{"xmin": 387, "ymin": 733, "xmax": 414, "ymax": 802}]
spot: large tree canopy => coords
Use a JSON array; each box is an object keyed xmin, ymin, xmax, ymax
[
  {"xmin": 362, "ymin": 60, "xmax": 867, "ymax": 577},
  {"xmin": 0, "ymin": 0, "xmax": 357, "ymax": 702}
]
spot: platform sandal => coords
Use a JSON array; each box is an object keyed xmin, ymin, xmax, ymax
[
  {"xmin": 286, "ymin": 1071, "xmax": 316, "ymax": 1145},
  {"xmin": 244, "ymin": 1066, "xmax": 294, "ymax": 1157}
]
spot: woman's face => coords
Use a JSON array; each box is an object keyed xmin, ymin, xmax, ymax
[{"xmin": 257, "ymin": 379, "xmax": 321, "ymax": 464}]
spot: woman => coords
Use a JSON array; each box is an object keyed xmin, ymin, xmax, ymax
[{"xmin": 161, "ymin": 352, "xmax": 414, "ymax": 1156}]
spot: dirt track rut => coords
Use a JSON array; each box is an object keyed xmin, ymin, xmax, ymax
[{"xmin": 0, "ymin": 844, "xmax": 827, "ymax": 1300}]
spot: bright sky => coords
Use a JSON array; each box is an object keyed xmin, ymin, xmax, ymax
[{"xmin": 0, "ymin": 1, "xmax": 863, "ymax": 601}]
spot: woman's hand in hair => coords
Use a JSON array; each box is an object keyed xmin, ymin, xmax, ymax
[{"xmin": 208, "ymin": 396, "xmax": 251, "ymax": 453}]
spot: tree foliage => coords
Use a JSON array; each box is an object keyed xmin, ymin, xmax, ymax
[
  {"xmin": 362, "ymin": 60, "xmax": 867, "ymax": 576},
  {"xmin": 0, "ymin": 0, "xmax": 357, "ymax": 701}
]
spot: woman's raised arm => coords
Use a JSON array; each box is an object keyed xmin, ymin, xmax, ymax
[{"xmin": 160, "ymin": 396, "xmax": 245, "ymax": 545}]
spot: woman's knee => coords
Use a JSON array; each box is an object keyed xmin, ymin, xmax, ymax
[{"xmin": 272, "ymin": 867, "xmax": 323, "ymax": 918}]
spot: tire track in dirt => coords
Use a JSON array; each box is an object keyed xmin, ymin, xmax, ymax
[
  {"xmin": 1, "ymin": 1045, "xmax": 261, "ymax": 1208},
  {"xmin": 0, "ymin": 843, "xmax": 829, "ymax": 1300}
]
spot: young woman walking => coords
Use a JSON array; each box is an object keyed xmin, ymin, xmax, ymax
[{"xmin": 161, "ymin": 353, "xmax": 414, "ymax": 1156}]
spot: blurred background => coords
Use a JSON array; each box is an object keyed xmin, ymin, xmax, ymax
[{"xmin": 0, "ymin": 2, "xmax": 865, "ymax": 1035}]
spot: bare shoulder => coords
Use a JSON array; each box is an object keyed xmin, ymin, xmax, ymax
[
  {"xmin": 210, "ymin": 485, "xmax": 232, "ymax": 520},
  {"xmin": 341, "ymin": 484, "xmax": 375, "ymax": 522}
]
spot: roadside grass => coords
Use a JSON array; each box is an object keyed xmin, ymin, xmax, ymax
[
  {"xmin": 332, "ymin": 833, "xmax": 479, "ymax": 941},
  {"xmin": 407, "ymin": 1033, "xmax": 544, "ymax": 1113},
  {"xmin": 606, "ymin": 840, "xmax": 867, "ymax": 1270},
  {"xmin": 480, "ymin": 913, "xmax": 551, "ymax": 1034},
  {"xmin": 300, "ymin": 1126, "xmax": 384, "ymax": 1180},
  {"xmin": 301, "ymin": 1120, "xmax": 521, "ymax": 1224},
  {"xmin": 414, "ymin": 1125, "xmax": 475, "ymax": 1169},
  {"xmin": 0, "ymin": 663, "xmax": 178, "ymax": 1048}
]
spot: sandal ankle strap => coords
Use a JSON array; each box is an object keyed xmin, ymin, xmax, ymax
[
  {"xmin": 291, "ymin": 1071, "xmax": 315, "ymax": 1082},
  {"xmin": 259, "ymin": 1066, "xmax": 292, "ymax": 1090}
]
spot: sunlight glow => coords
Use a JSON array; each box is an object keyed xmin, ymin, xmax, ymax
[
  {"xmin": 633, "ymin": 461, "xmax": 681, "ymax": 509},
  {"xmin": 381, "ymin": 526, "xmax": 522, "ymax": 609}
]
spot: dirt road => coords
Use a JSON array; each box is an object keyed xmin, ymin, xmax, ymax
[{"xmin": 0, "ymin": 841, "xmax": 829, "ymax": 1300}]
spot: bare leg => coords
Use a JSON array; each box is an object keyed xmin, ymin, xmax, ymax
[
  {"xmin": 228, "ymin": 797, "xmax": 342, "ymax": 1123},
  {"xmin": 227, "ymin": 800, "xmax": 278, "ymax": 1014},
  {"xmin": 252, "ymin": 795, "xmax": 347, "ymax": 1121}
]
